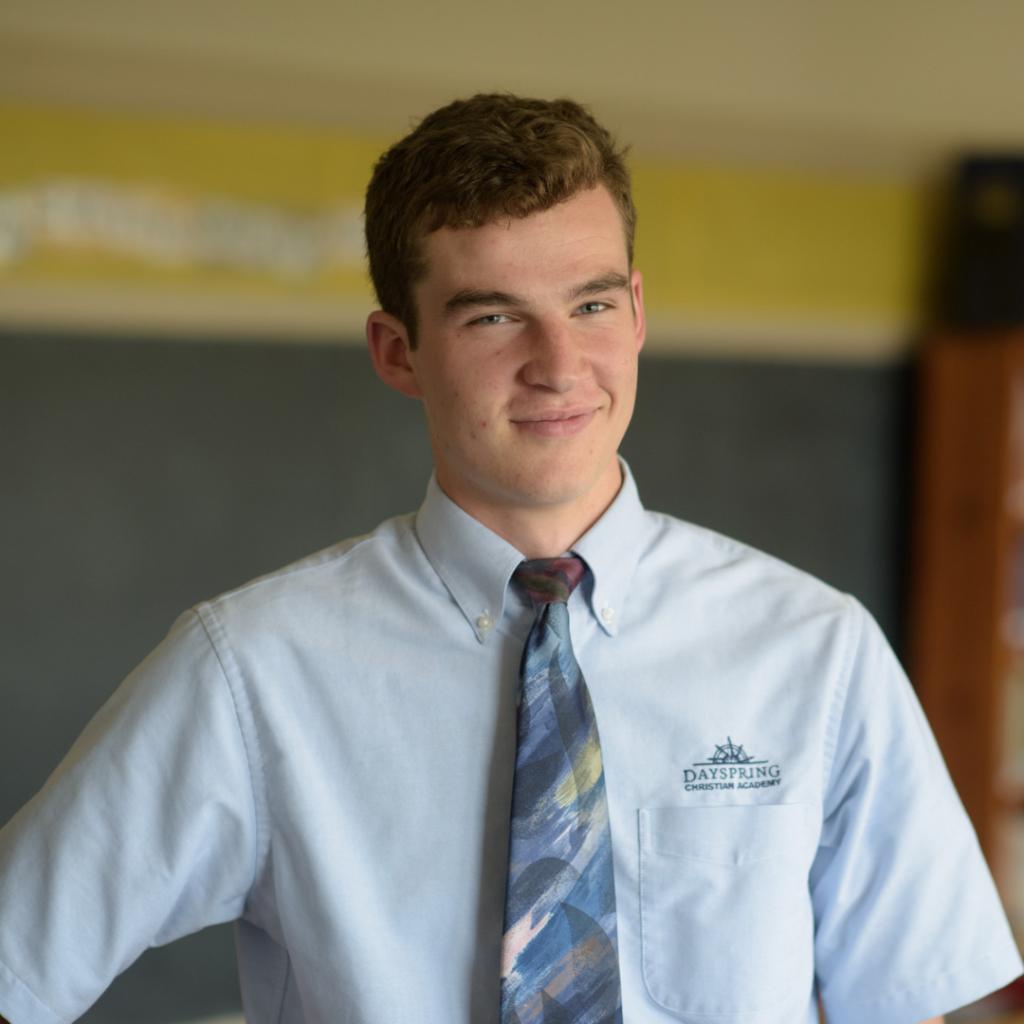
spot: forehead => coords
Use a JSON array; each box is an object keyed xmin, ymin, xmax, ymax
[{"xmin": 416, "ymin": 186, "xmax": 630, "ymax": 298}]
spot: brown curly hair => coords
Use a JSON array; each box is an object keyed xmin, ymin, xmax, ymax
[{"xmin": 364, "ymin": 93, "xmax": 636, "ymax": 346}]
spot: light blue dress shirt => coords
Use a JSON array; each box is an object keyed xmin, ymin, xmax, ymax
[{"xmin": 0, "ymin": 465, "xmax": 1020, "ymax": 1024}]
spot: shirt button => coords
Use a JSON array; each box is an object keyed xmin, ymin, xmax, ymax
[
  {"xmin": 600, "ymin": 607, "xmax": 616, "ymax": 624},
  {"xmin": 476, "ymin": 612, "xmax": 494, "ymax": 632}
]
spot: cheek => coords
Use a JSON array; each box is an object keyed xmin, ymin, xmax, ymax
[
  {"xmin": 597, "ymin": 352, "xmax": 638, "ymax": 393},
  {"xmin": 433, "ymin": 351, "xmax": 508, "ymax": 433}
]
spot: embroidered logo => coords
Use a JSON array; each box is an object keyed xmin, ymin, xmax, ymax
[{"xmin": 684, "ymin": 737, "xmax": 782, "ymax": 792}]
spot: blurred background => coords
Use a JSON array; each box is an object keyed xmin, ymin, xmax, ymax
[{"xmin": 1, "ymin": 1, "xmax": 1023, "ymax": 1020}]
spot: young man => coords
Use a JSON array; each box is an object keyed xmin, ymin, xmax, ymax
[{"xmin": 0, "ymin": 94, "xmax": 1020, "ymax": 1024}]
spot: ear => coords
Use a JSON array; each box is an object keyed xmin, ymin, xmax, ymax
[
  {"xmin": 630, "ymin": 268, "xmax": 647, "ymax": 353},
  {"xmin": 366, "ymin": 310, "xmax": 423, "ymax": 399}
]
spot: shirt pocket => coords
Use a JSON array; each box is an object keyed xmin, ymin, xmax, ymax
[{"xmin": 638, "ymin": 803, "xmax": 814, "ymax": 1022}]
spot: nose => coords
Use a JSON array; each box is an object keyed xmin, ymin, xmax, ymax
[{"xmin": 520, "ymin": 319, "xmax": 588, "ymax": 392}]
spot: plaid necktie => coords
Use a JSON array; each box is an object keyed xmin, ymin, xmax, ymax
[{"xmin": 500, "ymin": 556, "xmax": 622, "ymax": 1024}]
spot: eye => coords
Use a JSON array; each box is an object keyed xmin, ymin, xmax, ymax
[
  {"xmin": 469, "ymin": 312, "xmax": 513, "ymax": 326},
  {"xmin": 578, "ymin": 301, "xmax": 609, "ymax": 315}
]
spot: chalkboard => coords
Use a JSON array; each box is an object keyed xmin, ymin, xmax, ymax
[{"xmin": 0, "ymin": 330, "xmax": 912, "ymax": 1022}]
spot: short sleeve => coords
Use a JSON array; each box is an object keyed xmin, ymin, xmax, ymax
[
  {"xmin": 812, "ymin": 598, "xmax": 1022, "ymax": 1024},
  {"xmin": 0, "ymin": 610, "xmax": 261, "ymax": 1024}
]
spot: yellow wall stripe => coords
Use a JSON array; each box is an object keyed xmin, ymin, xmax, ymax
[{"xmin": 0, "ymin": 103, "xmax": 933, "ymax": 357}]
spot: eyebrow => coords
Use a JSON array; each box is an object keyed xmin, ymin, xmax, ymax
[
  {"xmin": 442, "ymin": 272, "xmax": 631, "ymax": 318},
  {"xmin": 568, "ymin": 272, "xmax": 631, "ymax": 301},
  {"xmin": 444, "ymin": 289, "xmax": 521, "ymax": 316}
]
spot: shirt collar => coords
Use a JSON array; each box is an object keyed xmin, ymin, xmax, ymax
[
  {"xmin": 413, "ymin": 459, "xmax": 648, "ymax": 643},
  {"xmin": 414, "ymin": 475, "xmax": 525, "ymax": 644},
  {"xmin": 572, "ymin": 459, "xmax": 645, "ymax": 638}
]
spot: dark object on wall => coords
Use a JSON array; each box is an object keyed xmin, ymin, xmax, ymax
[
  {"xmin": 944, "ymin": 157, "xmax": 1024, "ymax": 329},
  {"xmin": 909, "ymin": 330, "xmax": 1024, "ymax": 979},
  {"xmin": 0, "ymin": 330, "xmax": 912, "ymax": 1023}
]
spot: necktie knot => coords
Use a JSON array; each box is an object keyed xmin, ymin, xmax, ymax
[{"xmin": 512, "ymin": 556, "xmax": 586, "ymax": 606}]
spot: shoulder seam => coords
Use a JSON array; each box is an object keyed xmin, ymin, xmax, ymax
[
  {"xmin": 819, "ymin": 594, "xmax": 866, "ymax": 808},
  {"xmin": 191, "ymin": 604, "xmax": 269, "ymax": 905}
]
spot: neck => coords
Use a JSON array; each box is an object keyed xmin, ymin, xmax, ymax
[
  {"xmin": 479, "ymin": 507, "xmax": 599, "ymax": 560},
  {"xmin": 439, "ymin": 464, "xmax": 623, "ymax": 559}
]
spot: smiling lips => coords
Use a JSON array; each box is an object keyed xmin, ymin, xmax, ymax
[{"xmin": 510, "ymin": 407, "xmax": 598, "ymax": 437}]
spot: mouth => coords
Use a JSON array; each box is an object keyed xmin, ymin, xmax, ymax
[{"xmin": 510, "ymin": 407, "xmax": 597, "ymax": 438}]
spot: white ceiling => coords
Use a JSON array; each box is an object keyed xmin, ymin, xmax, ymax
[{"xmin": 1, "ymin": 0, "xmax": 1022, "ymax": 173}]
